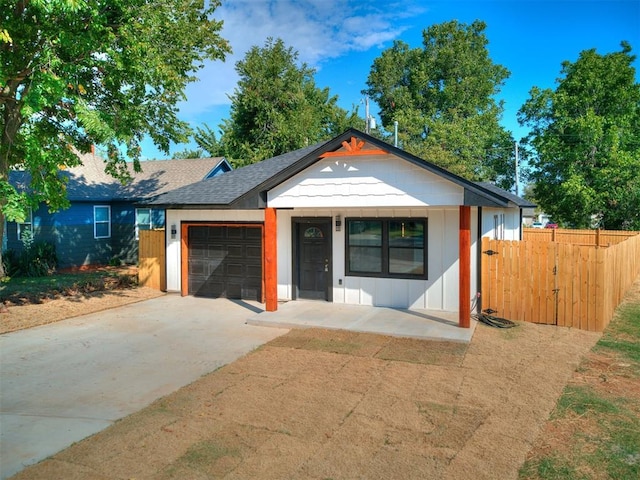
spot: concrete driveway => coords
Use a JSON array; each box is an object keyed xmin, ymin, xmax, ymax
[{"xmin": 0, "ymin": 295, "xmax": 288, "ymax": 479}]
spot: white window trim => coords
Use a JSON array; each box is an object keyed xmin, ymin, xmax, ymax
[
  {"xmin": 135, "ymin": 208, "xmax": 153, "ymax": 240},
  {"xmin": 17, "ymin": 208, "xmax": 33, "ymax": 240},
  {"xmin": 94, "ymin": 205, "xmax": 111, "ymax": 239}
]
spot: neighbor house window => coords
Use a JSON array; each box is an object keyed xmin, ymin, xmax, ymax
[
  {"xmin": 94, "ymin": 205, "xmax": 111, "ymax": 239},
  {"xmin": 346, "ymin": 218, "xmax": 427, "ymax": 279},
  {"xmin": 17, "ymin": 208, "xmax": 33, "ymax": 240},
  {"xmin": 135, "ymin": 208, "xmax": 152, "ymax": 240}
]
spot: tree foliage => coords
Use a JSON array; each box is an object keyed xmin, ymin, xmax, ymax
[
  {"xmin": 0, "ymin": 0, "xmax": 230, "ymax": 277},
  {"xmin": 207, "ymin": 38, "xmax": 361, "ymax": 166},
  {"xmin": 518, "ymin": 42, "xmax": 640, "ymax": 229},
  {"xmin": 363, "ymin": 20, "xmax": 518, "ymax": 189}
]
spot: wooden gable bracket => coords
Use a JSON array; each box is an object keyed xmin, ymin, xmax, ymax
[{"xmin": 320, "ymin": 136, "xmax": 388, "ymax": 158}]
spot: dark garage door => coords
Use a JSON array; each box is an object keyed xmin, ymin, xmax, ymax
[{"xmin": 188, "ymin": 226, "xmax": 262, "ymax": 300}]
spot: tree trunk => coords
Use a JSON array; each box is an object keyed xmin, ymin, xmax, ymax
[
  {"xmin": 0, "ymin": 210, "xmax": 5, "ymax": 279},
  {"xmin": 1, "ymin": 82, "xmax": 26, "ymax": 279}
]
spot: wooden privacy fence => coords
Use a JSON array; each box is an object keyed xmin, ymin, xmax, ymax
[
  {"xmin": 523, "ymin": 228, "xmax": 637, "ymax": 246},
  {"xmin": 481, "ymin": 232, "xmax": 640, "ymax": 331},
  {"xmin": 138, "ymin": 229, "xmax": 166, "ymax": 291}
]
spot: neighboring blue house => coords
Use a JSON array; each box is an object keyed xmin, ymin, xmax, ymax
[{"xmin": 4, "ymin": 151, "xmax": 231, "ymax": 268}]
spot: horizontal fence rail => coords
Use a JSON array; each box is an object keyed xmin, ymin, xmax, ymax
[
  {"xmin": 481, "ymin": 231, "xmax": 640, "ymax": 331},
  {"xmin": 523, "ymin": 228, "xmax": 637, "ymax": 246},
  {"xmin": 138, "ymin": 229, "xmax": 166, "ymax": 291}
]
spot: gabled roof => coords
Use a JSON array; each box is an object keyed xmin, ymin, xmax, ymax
[
  {"xmin": 145, "ymin": 128, "xmax": 531, "ymax": 210},
  {"xmin": 9, "ymin": 153, "xmax": 230, "ymax": 202}
]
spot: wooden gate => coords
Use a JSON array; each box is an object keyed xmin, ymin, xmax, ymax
[
  {"xmin": 480, "ymin": 234, "xmax": 640, "ymax": 332},
  {"xmin": 138, "ymin": 229, "xmax": 166, "ymax": 291}
]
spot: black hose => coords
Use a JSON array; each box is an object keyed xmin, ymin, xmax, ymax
[
  {"xmin": 473, "ymin": 312, "xmax": 518, "ymax": 329},
  {"xmin": 471, "ymin": 292, "xmax": 518, "ymax": 328}
]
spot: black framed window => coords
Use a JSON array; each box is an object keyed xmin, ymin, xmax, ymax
[{"xmin": 346, "ymin": 218, "xmax": 427, "ymax": 279}]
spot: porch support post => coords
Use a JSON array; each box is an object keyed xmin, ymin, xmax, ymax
[
  {"xmin": 459, "ymin": 205, "xmax": 471, "ymax": 328},
  {"xmin": 264, "ymin": 207, "xmax": 278, "ymax": 312}
]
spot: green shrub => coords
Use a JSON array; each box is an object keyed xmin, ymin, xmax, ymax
[
  {"xmin": 22, "ymin": 241, "xmax": 57, "ymax": 277},
  {"xmin": 1, "ymin": 249, "xmax": 20, "ymax": 277},
  {"xmin": 17, "ymin": 230, "xmax": 58, "ymax": 277}
]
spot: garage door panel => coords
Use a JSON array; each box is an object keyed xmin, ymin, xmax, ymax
[
  {"xmin": 226, "ymin": 263, "xmax": 244, "ymax": 276},
  {"xmin": 246, "ymin": 245, "xmax": 262, "ymax": 259},
  {"xmin": 187, "ymin": 225, "xmax": 262, "ymax": 301},
  {"xmin": 227, "ymin": 245, "xmax": 244, "ymax": 258}
]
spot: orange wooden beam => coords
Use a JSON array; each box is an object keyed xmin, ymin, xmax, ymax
[
  {"xmin": 320, "ymin": 149, "xmax": 388, "ymax": 158},
  {"xmin": 264, "ymin": 208, "xmax": 278, "ymax": 312},
  {"xmin": 459, "ymin": 206, "xmax": 471, "ymax": 328}
]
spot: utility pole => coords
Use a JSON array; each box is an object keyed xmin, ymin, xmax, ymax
[
  {"xmin": 514, "ymin": 142, "xmax": 520, "ymax": 197},
  {"xmin": 365, "ymin": 96, "xmax": 370, "ymax": 134}
]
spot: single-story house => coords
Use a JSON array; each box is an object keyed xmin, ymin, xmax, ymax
[
  {"xmin": 146, "ymin": 128, "xmax": 534, "ymax": 327},
  {"xmin": 4, "ymin": 151, "xmax": 231, "ymax": 268}
]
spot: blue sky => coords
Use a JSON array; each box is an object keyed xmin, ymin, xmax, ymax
[{"xmin": 140, "ymin": 0, "xmax": 640, "ymax": 159}]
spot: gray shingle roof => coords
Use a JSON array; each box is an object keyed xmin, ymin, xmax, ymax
[
  {"xmin": 144, "ymin": 128, "xmax": 533, "ymax": 210},
  {"xmin": 145, "ymin": 141, "xmax": 329, "ymax": 208},
  {"xmin": 9, "ymin": 153, "xmax": 227, "ymax": 202},
  {"xmin": 475, "ymin": 182, "xmax": 536, "ymax": 208}
]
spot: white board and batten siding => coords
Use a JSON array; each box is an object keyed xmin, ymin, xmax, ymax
[
  {"xmin": 481, "ymin": 207, "xmax": 521, "ymax": 241},
  {"xmin": 269, "ymin": 153, "xmax": 475, "ymax": 311},
  {"xmin": 276, "ymin": 207, "xmax": 478, "ymax": 312}
]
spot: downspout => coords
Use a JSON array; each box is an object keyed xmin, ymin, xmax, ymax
[
  {"xmin": 519, "ymin": 208, "xmax": 523, "ymax": 240},
  {"xmin": 476, "ymin": 207, "xmax": 483, "ymax": 314}
]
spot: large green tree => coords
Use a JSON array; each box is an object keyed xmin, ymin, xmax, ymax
[
  {"xmin": 518, "ymin": 42, "xmax": 640, "ymax": 229},
  {"xmin": 208, "ymin": 38, "xmax": 361, "ymax": 166},
  {"xmin": 363, "ymin": 20, "xmax": 518, "ymax": 188},
  {"xmin": 1, "ymin": 0, "xmax": 230, "ymax": 277}
]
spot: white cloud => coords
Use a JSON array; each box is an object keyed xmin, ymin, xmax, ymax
[{"xmin": 179, "ymin": 0, "xmax": 424, "ymax": 118}]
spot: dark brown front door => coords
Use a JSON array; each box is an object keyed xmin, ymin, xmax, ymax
[{"xmin": 295, "ymin": 219, "xmax": 331, "ymax": 300}]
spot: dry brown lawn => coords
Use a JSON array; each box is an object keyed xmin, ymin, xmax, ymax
[{"xmin": 4, "ymin": 283, "xmax": 605, "ymax": 480}]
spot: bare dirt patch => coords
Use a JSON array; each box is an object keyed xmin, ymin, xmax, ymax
[
  {"xmin": 0, "ymin": 287, "xmax": 165, "ymax": 334},
  {"xmin": 0, "ymin": 266, "xmax": 164, "ymax": 334},
  {"xmin": 10, "ymin": 314, "xmax": 601, "ymax": 479}
]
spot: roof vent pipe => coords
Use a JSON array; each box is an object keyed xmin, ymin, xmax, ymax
[{"xmin": 394, "ymin": 121, "xmax": 398, "ymax": 148}]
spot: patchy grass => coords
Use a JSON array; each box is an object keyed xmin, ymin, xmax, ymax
[
  {"xmin": 596, "ymin": 302, "xmax": 640, "ymax": 365},
  {"xmin": 520, "ymin": 288, "xmax": 640, "ymax": 480},
  {"xmin": 0, "ymin": 267, "xmax": 138, "ymax": 305},
  {"xmin": 553, "ymin": 385, "xmax": 621, "ymax": 417},
  {"xmin": 180, "ymin": 440, "xmax": 241, "ymax": 466}
]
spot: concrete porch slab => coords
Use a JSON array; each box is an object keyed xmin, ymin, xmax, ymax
[{"xmin": 247, "ymin": 301, "xmax": 477, "ymax": 343}]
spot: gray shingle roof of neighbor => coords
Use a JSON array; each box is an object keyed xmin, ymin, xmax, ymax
[
  {"xmin": 9, "ymin": 152, "xmax": 228, "ymax": 202},
  {"xmin": 145, "ymin": 128, "xmax": 534, "ymax": 210}
]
